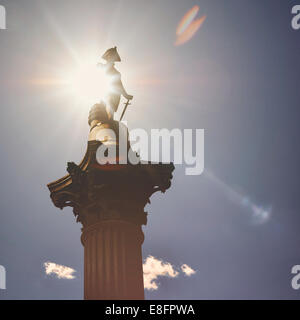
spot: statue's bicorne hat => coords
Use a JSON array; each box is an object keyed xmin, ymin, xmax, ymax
[{"xmin": 102, "ymin": 47, "xmax": 121, "ymax": 62}]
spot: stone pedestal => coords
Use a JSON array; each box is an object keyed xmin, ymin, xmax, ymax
[{"xmin": 47, "ymin": 103, "xmax": 174, "ymax": 300}]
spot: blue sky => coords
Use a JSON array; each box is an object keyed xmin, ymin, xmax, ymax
[{"xmin": 0, "ymin": 0, "xmax": 300, "ymax": 299}]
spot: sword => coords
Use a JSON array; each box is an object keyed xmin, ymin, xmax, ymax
[{"xmin": 120, "ymin": 99, "xmax": 132, "ymax": 121}]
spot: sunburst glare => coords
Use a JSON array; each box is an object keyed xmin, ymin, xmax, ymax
[{"xmin": 64, "ymin": 61, "xmax": 110, "ymax": 107}]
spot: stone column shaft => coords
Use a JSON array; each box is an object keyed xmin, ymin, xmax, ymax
[{"xmin": 81, "ymin": 220, "xmax": 145, "ymax": 300}]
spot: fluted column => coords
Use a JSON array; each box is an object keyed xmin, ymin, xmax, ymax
[{"xmin": 81, "ymin": 220, "xmax": 145, "ymax": 300}]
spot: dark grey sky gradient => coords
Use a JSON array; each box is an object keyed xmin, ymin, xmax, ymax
[{"xmin": 0, "ymin": 0, "xmax": 300, "ymax": 299}]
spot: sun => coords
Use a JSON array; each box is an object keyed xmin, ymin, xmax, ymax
[
  {"xmin": 64, "ymin": 61, "xmax": 110, "ymax": 107},
  {"xmin": 28, "ymin": 48, "xmax": 136, "ymax": 117}
]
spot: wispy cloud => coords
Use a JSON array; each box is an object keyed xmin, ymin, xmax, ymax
[
  {"xmin": 44, "ymin": 261, "xmax": 76, "ymax": 280},
  {"xmin": 143, "ymin": 256, "xmax": 196, "ymax": 290},
  {"xmin": 181, "ymin": 264, "xmax": 196, "ymax": 276}
]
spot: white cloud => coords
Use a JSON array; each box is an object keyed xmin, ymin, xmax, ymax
[
  {"xmin": 143, "ymin": 256, "xmax": 196, "ymax": 290},
  {"xmin": 44, "ymin": 261, "xmax": 76, "ymax": 280},
  {"xmin": 181, "ymin": 264, "xmax": 196, "ymax": 276},
  {"xmin": 143, "ymin": 256, "xmax": 179, "ymax": 290}
]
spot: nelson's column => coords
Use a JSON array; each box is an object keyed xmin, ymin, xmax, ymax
[{"xmin": 47, "ymin": 47, "xmax": 174, "ymax": 300}]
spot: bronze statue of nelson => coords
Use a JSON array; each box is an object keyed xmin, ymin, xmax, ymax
[{"xmin": 98, "ymin": 47, "xmax": 133, "ymax": 119}]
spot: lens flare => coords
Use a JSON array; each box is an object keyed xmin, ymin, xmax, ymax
[
  {"xmin": 175, "ymin": 6, "xmax": 206, "ymax": 46},
  {"xmin": 176, "ymin": 5, "xmax": 199, "ymax": 36},
  {"xmin": 205, "ymin": 170, "xmax": 272, "ymax": 225},
  {"xmin": 175, "ymin": 16, "xmax": 206, "ymax": 46}
]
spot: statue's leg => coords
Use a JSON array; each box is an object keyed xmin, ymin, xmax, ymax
[
  {"xmin": 105, "ymin": 104, "xmax": 113, "ymax": 120},
  {"xmin": 106, "ymin": 94, "xmax": 121, "ymax": 119},
  {"xmin": 111, "ymin": 94, "xmax": 121, "ymax": 112}
]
